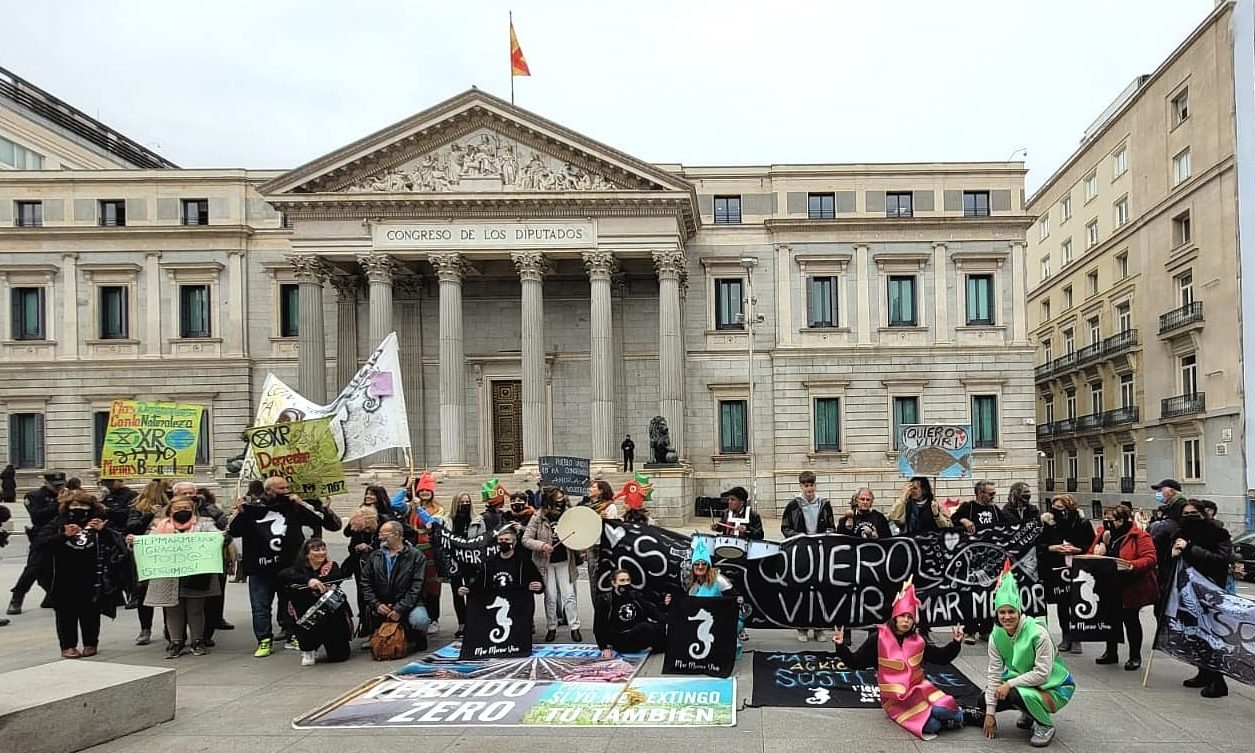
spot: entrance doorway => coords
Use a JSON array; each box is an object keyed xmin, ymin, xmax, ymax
[{"xmin": 491, "ymin": 379, "xmax": 523, "ymax": 473}]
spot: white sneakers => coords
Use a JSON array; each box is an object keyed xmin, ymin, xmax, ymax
[
  {"xmin": 301, "ymin": 651, "xmax": 316, "ymax": 667},
  {"xmin": 427, "ymin": 619, "xmax": 440, "ymax": 636}
]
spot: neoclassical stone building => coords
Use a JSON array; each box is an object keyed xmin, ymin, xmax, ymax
[{"xmin": 1, "ymin": 74, "xmax": 1037, "ymax": 522}]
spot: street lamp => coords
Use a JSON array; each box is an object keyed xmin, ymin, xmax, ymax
[{"xmin": 737, "ymin": 257, "xmax": 766, "ymax": 505}]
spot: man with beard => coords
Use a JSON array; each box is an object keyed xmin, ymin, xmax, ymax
[
  {"xmin": 953, "ymin": 480, "xmax": 1006, "ymax": 534},
  {"xmin": 594, "ymin": 568, "xmax": 667, "ymax": 658},
  {"xmin": 7, "ymin": 470, "xmax": 65, "ymax": 615},
  {"xmin": 1171, "ymin": 499, "xmax": 1234, "ymax": 698}
]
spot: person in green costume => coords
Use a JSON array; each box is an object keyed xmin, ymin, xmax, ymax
[{"xmin": 983, "ymin": 561, "xmax": 1075, "ymax": 748}]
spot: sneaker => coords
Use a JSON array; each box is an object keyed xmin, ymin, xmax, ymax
[
  {"xmin": 135, "ymin": 630, "xmax": 152, "ymax": 646},
  {"xmin": 164, "ymin": 642, "xmax": 185, "ymax": 660},
  {"xmin": 961, "ymin": 706, "xmax": 987, "ymax": 727},
  {"xmin": 427, "ymin": 619, "xmax": 440, "ymax": 636},
  {"xmin": 285, "ymin": 638, "xmax": 302, "ymax": 651},
  {"xmin": 963, "ymin": 634, "xmax": 977, "ymax": 645},
  {"xmin": 1016, "ymin": 711, "xmax": 1035, "ymax": 730},
  {"xmin": 0, "ymin": 617, "xmax": 9, "ymax": 627},
  {"xmin": 301, "ymin": 651, "xmax": 317, "ymax": 667},
  {"xmin": 454, "ymin": 625, "xmax": 465, "ymax": 639},
  {"xmin": 796, "ymin": 630, "xmax": 809, "ymax": 642},
  {"xmin": 190, "ymin": 641, "xmax": 208, "ymax": 657},
  {"xmin": 1029, "ymin": 723, "xmax": 1056, "ymax": 747},
  {"xmin": 254, "ymin": 638, "xmax": 273, "ymax": 658},
  {"xmin": 6, "ymin": 597, "xmax": 22, "ymax": 616},
  {"xmin": 1124, "ymin": 657, "xmax": 1142, "ymax": 671}
]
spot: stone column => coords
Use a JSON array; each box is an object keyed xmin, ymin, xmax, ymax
[
  {"xmin": 60, "ymin": 253, "xmax": 78, "ymax": 360},
  {"xmin": 330, "ymin": 275, "xmax": 361, "ymax": 389},
  {"xmin": 395, "ymin": 276, "xmax": 426, "ymax": 468},
  {"xmin": 226, "ymin": 250, "xmax": 246, "ymax": 357},
  {"xmin": 855, "ymin": 243, "xmax": 872, "ymax": 344},
  {"xmin": 1010, "ymin": 241, "xmax": 1028, "ymax": 344},
  {"xmin": 429, "ymin": 252, "xmax": 470, "ymax": 472},
  {"xmin": 357, "ymin": 252, "xmax": 398, "ymax": 467},
  {"xmin": 144, "ymin": 251, "xmax": 162, "ymax": 357},
  {"xmin": 653, "ymin": 249, "xmax": 686, "ymax": 459},
  {"xmin": 583, "ymin": 251, "xmax": 619, "ymax": 467},
  {"xmin": 289, "ymin": 253, "xmax": 331, "ymax": 402},
  {"xmin": 513, "ymin": 251, "xmax": 551, "ymax": 469},
  {"xmin": 932, "ymin": 242, "xmax": 950, "ymax": 344}
]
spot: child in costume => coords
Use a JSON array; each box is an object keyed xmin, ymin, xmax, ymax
[
  {"xmin": 984, "ymin": 562, "xmax": 1076, "ymax": 748},
  {"xmin": 832, "ymin": 581, "xmax": 985, "ymax": 740}
]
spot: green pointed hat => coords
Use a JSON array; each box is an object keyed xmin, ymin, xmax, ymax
[{"xmin": 993, "ymin": 559, "xmax": 1022, "ymax": 612}]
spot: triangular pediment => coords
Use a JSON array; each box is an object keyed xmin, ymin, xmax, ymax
[{"xmin": 260, "ymin": 89, "xmax": 695, "ymax": 199}]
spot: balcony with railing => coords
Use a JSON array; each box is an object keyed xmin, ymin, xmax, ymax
[
  {"xmin": 1034, "ymin": 329, "xmax": 1140, "ymax": 381},
  {"xmin": 1045, "ymin": 478, "xmax": 1056, "ymax": 492},
  {"xmin": 1066, "ymin": 478, "xmax": 1078, "ymax": 492},
  {"xmin": 1159, "ymin": 301, "xmax": 1203, "ymax": 335},
  {"xmin": 1090, "ymin": 477, "xmax": 1104, "ymax": 493},
  {"xmin": 1120, "ymin": 477, "xmax": 1135, "ymax": 494},
  {"xmin": 1162, "ymin": 392, "xmax": 1206, "ymax": 419},
  {"xmin": 1038, "ymin": 406, "xmax": 1139, "ymax": 437},
  {"xmin": 1101, "ymin": 406, "xmax": 1139, "ymax": 426}
]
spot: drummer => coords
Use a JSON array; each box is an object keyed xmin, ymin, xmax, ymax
[
  {"xmin": 711, "ymin": 486, "xmax": 764, "ymax": 541},
  {"xmin": 278, "ymin": 539, "xmax": 353, "ymax": 666},
  {"xmin": 523, "ymin": 487, "xmax": 585, "ymax": 643}
]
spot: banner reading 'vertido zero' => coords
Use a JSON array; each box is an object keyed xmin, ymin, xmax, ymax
[
  {"xmin": 243, "ymin": 417, "xmax": 347, "ymax": 497},
  {"xmin": 100, "ymin": 400, "xmax": 203, "ymax": 479}
]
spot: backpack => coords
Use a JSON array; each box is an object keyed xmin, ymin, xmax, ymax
[{"xmin": 370, "ymin": 620, "xmax": 408, "ymax": 661}]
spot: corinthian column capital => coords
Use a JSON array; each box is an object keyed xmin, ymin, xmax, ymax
[
  {"xmin": 582, "ymin": 250, "xmax": 619, "ymax": 281},
  {"xmin": 512, "ymin": 250, "xmax": 551, "ymax": 283},
  {"xmin": 329, "ymin": 275, "xmax": 362, "ymax": 301},
  {"xmin": 651, "ymin": 249, "xmax": 686, "ymax": 281},
  {"xmin": 356, "ymin": 252, "xmax": 397, "ymax": 285},
  {"xmin": 428, "ymin": 252, "xmax": 466, "ymax": 284},
  {"xmin": 288, "ymin": 253, "xmax": 331, "ymax": 283}
]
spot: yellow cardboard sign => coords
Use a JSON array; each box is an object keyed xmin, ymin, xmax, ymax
[
  {"xmin": 100, "ymin": 400, "xmax": 203, "ymax": 479},
  {"xmin": 244, "ymin": 417, "xmax": 347, "ymax": 497}
]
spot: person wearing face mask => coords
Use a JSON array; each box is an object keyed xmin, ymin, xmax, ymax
[
  {"xmin": 523, "ymin": 487, "xmax": 585, "ymax": 642},
  {"xmin": 1002, "ymin": 482, "xmax": 1040, "ymax": 525},
  {"xmin": 594, "ymin": 568, "xmax": 668, "ymax": 659},
  {"xmin": 1037, "ymin": 494, "xmax": 1094, "ymax": 654},
  {"xmin": 123, "ymin": 479, "xmax": 171, "ymax": 644},
  {"xmin": 359, "ymin": 520, "xmax": 430, "ymax": 654},
  {"xmin": 458, "ymin": 527, "xmax": 544, "ymax": 608},
  {"xmin": 279, "ymin": 538, "xmax": 353, "ymax": 666},
  {"xmin": 1170, "ymin": 499, "xmax": 1234, "ymax": 698},
  {"xmin": 1089, "ymin": 504, "xmax": 1157, "ymax": 671},
  {"xmin": 142, "ymin": 495, "xmax": 223, "ymax": 659},
  {"xmin": 503, "ymin": 491, "xmax": 536, "ymax": 529},
  {"xmin": 953, "ymin": 480, "xmax": 1007, "ymax": 535},
  {"xmin": 446, "ymin": 492, "xmax": 483, "ymax": 639},
  {"xmin": 391, "ymin": 473, "xmax": 444, "ymax": 637},
  {"xmin": 8, "ymin": 470, "xmax": 66, "ymax": 617},
  {"xmin": 343, "ymin": 485, "xmax": 393, "ymax": 640},
  {"xmin": 33, "ymin": 490, "xmax": 128, "ymax": 659}
]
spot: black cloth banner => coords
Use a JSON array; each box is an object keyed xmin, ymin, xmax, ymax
[
  {"xmin": 749, "ymin": 650, "xmax": 983, "ymax": 709},
  {"xmin": 1156, "ymin": 562, "xmax": 1255, "ymax": 686},
  {"xmin": 460, "ymin": 590, "xmax": 534, "ymax": 660},
  {"xmin": 663, "ymin": 596, "xmax": 739, "ymax": 678},
  {"xmin": 1068, "ymin": 557, "xmax": 1121, "ymax": 642},
  {"xmin": 539, "ymin": 455, "xmax": 590, "ymax": 499},
  {"xmin": 433, "ymin": 523, "xmax": 498, "ymax": 580},
  {"xmin": 598, "ymin": 520, "xmax": 1044, "ymax": 629}
]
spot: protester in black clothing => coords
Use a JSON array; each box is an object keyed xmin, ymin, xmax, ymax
[
  {"xmin": 711, "ymin": 486, "xmax": 764, "ymax": 540},
  {"xmin": 594, "ymin": 568, "xmax": 667, "ymax": 657},
  {"xmin": 460, "ymin": 526, "xmax": 543, "ymax": 597},
  {"xmin": 359, "ymin": 521, "xmax": 431, "ymax": 651},
  {"xmin": 343, "ymin": 486, "xmax": 392, "ymax": 638},
  {"xmin": 503, "ymin": 491, "xmax": 536, "ymax": 529},
  {"xmin": 123, "ymin": 479, "xmax": 171, "ymax": 644},
  {"xmin": 1037, "ymin": 494, "xmax": 1094, "ymax": 654},
  {"xmin": 0, "ymin": 463, "xmax": 15, "ymax": 504},
  {"xmin": 781, "ymin": 471, "xmax": 835, "ymax": 538},
  {"xmin": 8, "ymin": 470, "xmax": 66, "ymax": 616},
  {"xmin": 837, "ymin": 487, "xmax": 893, "ymax": 540},
  {"xmin": 279, "ymin": 538, "xmax": 353, "ymax": 666},
  {"xmin": 227, "ymin": 476, "xmax": 326, "ymax": 657},
  {"xmin": 888, "ymin": 476, "xmax": 951, "ymax": 535},
  {"xmin": 34, "ymin": 490, "xmax": 128, "ymax": 658},
  {"xmin": 1172, "ymin": 500, "xmax": 1235, "ymax": 698},
  {"xmin": 446, "ymin": 492, "xmax": 480, "ymax": 638},
  {"xmin": 99, "ymin": 478, "xmax": 137, "ymax": 534},
  {"xmin": 1002, "ymin": 482, "xmax": 1039, "ymax": 525},
  {"xmin": 952, "ymin": 480, "xmax": 1006, "ymax": 534},
  {"xmin": 621, "ymin": 434, "xmax": 635, "ymax": 472}
]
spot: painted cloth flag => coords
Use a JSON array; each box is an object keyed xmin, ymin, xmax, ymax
[
  {"xmin": 510, "ymin": 21, "xmax": 531, "ymax": 76},
  {"xmin": 100, "ymin": 400, "xmax": 203, "ymax": 478},
  {"xmin": 242, "ymin": 417, "xmax": 347, "ymax": 497},
  {"xmin": 1156, "ymin": 562, "xmax": 1255, "ymax": 686},
  {"xmin": 250, "ymin": 333, "xmax": 410, "ymax": 462}
]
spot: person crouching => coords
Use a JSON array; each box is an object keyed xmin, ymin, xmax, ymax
[
  {"xmin": 360, "ymin": 521, "xmax": 430, "ymax": 654},
  {"xmin": 279, "ymin": 539, "xmax": 353, "ymax": 666},
  {"xmin": 594, "ymin": 568, "xmax": 667, "ymax": 658}
]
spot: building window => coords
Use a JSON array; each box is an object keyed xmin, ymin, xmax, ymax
[
  {"xmin": 8, "ymin": 413, "xmax": 44, "ymax": 468},
  {"xmin": 1087, "ymin": 269, "xmax": 1099, "ymax": 296},
  {"xmin": 0, "ymin": 136, "xmax": 46, "ymax": 170},
  {"xmin": 965, "ymin": 274, "xmax": 995, "ymax": 325},
  {"xmin": 962, "ymin": 191, "xmax": 990, "ymax": 217},
  {"xmin": 279, "ymin": 284, "xmax": 300, "ymax": 338},
  {"xmin": 1063, "ymin": 285, "xmax": 1073, "ymax": 309},
  {"xmin": 971, "ymin": 395, "xmax": 998, "ymax": 449},
  {"xmin": 718, "ymin": 400, "xmax": 747, "ymax": 454},
  {"xmin": 1181, "ymin": 354, "xmax": 1198, "ymax": 395},
  {"xmin": 1183, "ymin": 437, "xmax": 1202, "ymax": 480},
  {"xmin": 1063, "ymin": 328, "xmax": 1075, "ymax": 354},
  {"xmin": 813, "ymin": 397, "xmax": 841, "ymax": 451},
  {"xmin": 1120, "ymin": 374, "xmax": 1134, "ymax": 408},
  {"xmin": 1040, "ymin": 255, "xmax": 1052, "ymax": 280},
  {"xmin": 1171, "ymin": 88, "xmax": 1190, "ymax": 125},
  {"xmin": 1090, "ymin": 381, "xmax": 1104, "ymax": 414},
  {"xmin": 1087, "ymin": 315, "xmax": 1101, "ymax": 344},
  {"xmin": 1065, "ymin": 389, "xmax": 1077, "ymax": 419},
  {"xmin": 1093, "ymin": 449, "xmax": 1105, "ymax": 481},
  {"xmin": 93, "ymin": 411, "xmax": 110, "ymax": 467},
  {"xmin": 1066, "ymin": 449, "xmax": 1079, "ymax": 481},
  {"xmin": 98, "ymin": 286, "xmax": 129, "ymax": 340},
  {"xmin": 1114, "ymin": 196, "xmax": 1129, "ymax": 227},
  {"xmin": 1042, "ymin": 338, "xmax": 1053, "ymax": 364},
  {"xmin": 886, "ymin": 192, "xmax": 913, "ymax": 218},
  {"xmin": 887, "ymin": 276, "xmax": 917, "ymax": 326},
  {"xmin": 1085, "ymin": 219, "xmax": 1099, "ymax": 248},
  {"xmin": 14, "ymin": 201, "xmax": 42, "ymax": 228},
  {"xmin": 713, "ymin": 195, "xmax": 741, "ymax": 224},
  {"xmin": 10, "ymin": 287, "xmax": 46, "ymax": 340},
  {"xmin": 1041, "ymin": 299, "xmax": 1051, "ymax": 321},
  {"xmin": 1172, "ymin": 211, "xmax": 1191, "ymax": 246},
  {"xmin": 179, "ymin": 284, "xmax": 212, "ymax": 338},
  {"xmin": 1113, "ymin": 146, "xmax": 1128, "ymax": 177},
  {"xmin": 99, "ymin": 200, "xmax": 126, "ymax": 227},
  {"xmin": 182, "ymin": 198, "xmax": 209, "ymax": 226},
  {"xmin": 1046, "ymin": 455, "xmax": 1057, "ymax": 481},
  {"xmin": 892, "ymin": 396, "xmax": 919, "ymax": 450},
  {"xmin": 1176, "ymin": 271, "xmax": 1194, "ymax": 306},
  {"xmin": 1060, "ymin": 194, "xmax": 1072, "ymax": 221},
  {"xmin": 1084, "ymin": 172, "xmax": 1098, "ymax": 201},
  {"xmin": 1122, "ymin": 444, "xmax": 1136, "ymax": 480},
  {"xmin": 1115, "ymin": 251, "xmax": 1128, "ymax": 280},
  {"xmin": 807, "ymin": 193, "xmax": 835, "ymax": 219},
  {"xmin": 1172, "ymin": 149, "xmax": 1191, "ymax": 186},
  {"xmin": 1061, "ymin": 238, "xmax": 1073, "ymax": 265},
  {"xmin": 195, "ymin": 410, "xmax": 211, "ymax": 465},
  {"xmin": 713, "ymin": 278, "xmax": 744, "ymax": 330},
  {"xmin": 807, "ymin": 276, "xmax": 839, "ymax": 328},
  {"xmin": 1116, "ymin": 302, "xmax": 1131, "ymax": 333},
  {"xmin": 1043, "ymin": 396, "xmax": 1055, "ymax": 424},
  {"xmin": 1039, "ymin": 216, "xmax": 1050, "ymax": 240}
]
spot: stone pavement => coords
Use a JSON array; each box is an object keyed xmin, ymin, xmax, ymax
[{"xmin": 1, "ymin": 519, "xmax": 1252, "ymax": 753}]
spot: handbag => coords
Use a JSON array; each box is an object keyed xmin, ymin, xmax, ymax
[{"xmin": 370, "ymin": 620, "xmax": 408, "ymax": 661}]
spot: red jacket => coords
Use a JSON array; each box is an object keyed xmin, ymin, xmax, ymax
[{"xmin": 1090, "ymin": 525, "xmax": 1158, "ymax": 608}]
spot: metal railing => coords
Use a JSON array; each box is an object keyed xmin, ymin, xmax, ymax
[
  {"xmin": 1102, "ymin": 406, "xmax": 1139, "ymax": 426},
  {"xmin": 1158, "ymin": 301, "xmax": 1203, "ymax": 334},
  {"xmin": 1120, "ymin": 477, "xmax": 1135, "ymax": 493},
  {"xmin": 1161, "ymin": 392, "xmax": 1206, "ymax": 419},
  {"xmin": 1035, "ymin": 329, "xmax": 1140, "ymax": 381},
  {"xmin": 1045, "ymin": 478, "xmax": 1056, "ymax": 492},
  {"xmin": 1066, "ymin": 478, "xmax": 1078, "ymax": 492},
  {"xmin": 1091, "ymin": 477, "xmax": 1105, "ymax": 492}
]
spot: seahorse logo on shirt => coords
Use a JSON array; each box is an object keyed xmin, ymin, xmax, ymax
[
  {"xmin": 259, "ymin": 510, "xmax": 288, "ymax": 553},
  {"xmin": 688, "ymin": 608, "xmax": 714, "ymax": 659},
  {"xmin": 488, "ymin": 595, "xmax": 513, "ymax": 644}
]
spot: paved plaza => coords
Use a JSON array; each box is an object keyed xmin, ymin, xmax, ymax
[{"xmin": 1, "ymin": 518, "xmax": 1252, "ymax": 753}]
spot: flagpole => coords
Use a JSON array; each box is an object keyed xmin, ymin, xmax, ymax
[{"xmin": 509, "ymin": 11, "xmax": 515, "ymax": 105}]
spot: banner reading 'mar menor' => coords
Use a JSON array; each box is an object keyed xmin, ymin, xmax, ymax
[{"xmin": 100, "ymin": 400, "xmax": 203, "ymax": 478}]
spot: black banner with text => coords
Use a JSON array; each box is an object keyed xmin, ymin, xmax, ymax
[
  {"xmin": 663, "ymin": 596, "xmax": 739, "ymax": 678},
  {"xmin": 750, "ymin": 650, "xmax": 983, "ymax": 709},
  {"xmin": 460, "ymin": 590, "xmax": 534, "ymax": 660}
]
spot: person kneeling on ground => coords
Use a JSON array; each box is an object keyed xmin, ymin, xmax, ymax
[
  {"xmin": 984, "ymin": 562, "xmax": 1076, "ymax": 748},
  {"xmin": 279, "ymin": 538, "xmax": 353, "ymax": 666},
  {"xmin": 360, "ymin": 521, "xmax": 430, "ymax": 654},
  {"xmin": 832, "ymin": 580, "xmax": 984, "ymax": 740},
  {"xmin": 594, "ymin": 568, "xmax": 668, "ymax": 658}
]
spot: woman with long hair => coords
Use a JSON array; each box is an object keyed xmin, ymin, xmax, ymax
[
  {"xmin": 343, "ymin": 485, "xmax": 391, "ymax": 640},
  {"xmin": 125, "ymin": 479, "xmax": 170, "ymax": 646},
  {"xmin": 887, "ymin": 476, "xmax": 950, "ymax": 535},
  {"xmin": 279, "ymin": 538, "xmax": 353, "ymax": 666},
  {"xmin": 1037, "ymin": 494, "xmax": 1094, "ymax": 654},
  {"xmin": 142, "ymin": 494, "xmax": 222, "ymax": 658},
  {"xmin": 523, "ymin": 487, "xmax": 585, "ymax": 642},
  {"xmin": 447, "ymin": 491, "xmax": 481, "ymax": 639}
]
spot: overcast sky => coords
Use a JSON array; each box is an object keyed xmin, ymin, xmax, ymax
[{"xmin": 7, "ymin": 0, "xmax": 1218, "ymax": 191}]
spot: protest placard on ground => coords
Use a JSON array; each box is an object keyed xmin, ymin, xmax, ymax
[
  {"xmin": 133, "ymin": 532, "xmax": 224, "ymax": 580},
  {"xmin": 395, "ymin": 643, "xmax": 649, "ymax": 682},
  {"xmin": 750, "ymin": 651, "xmax": 982, "ymax": 708},
  {"xmin": 100, "ymin": 400, "xmax": 203, "ymax": 479}
]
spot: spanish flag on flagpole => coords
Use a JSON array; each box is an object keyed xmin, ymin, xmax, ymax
[{"xmin": 510, "ymin": 12, "xmax": 529, "ymax": 104}]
